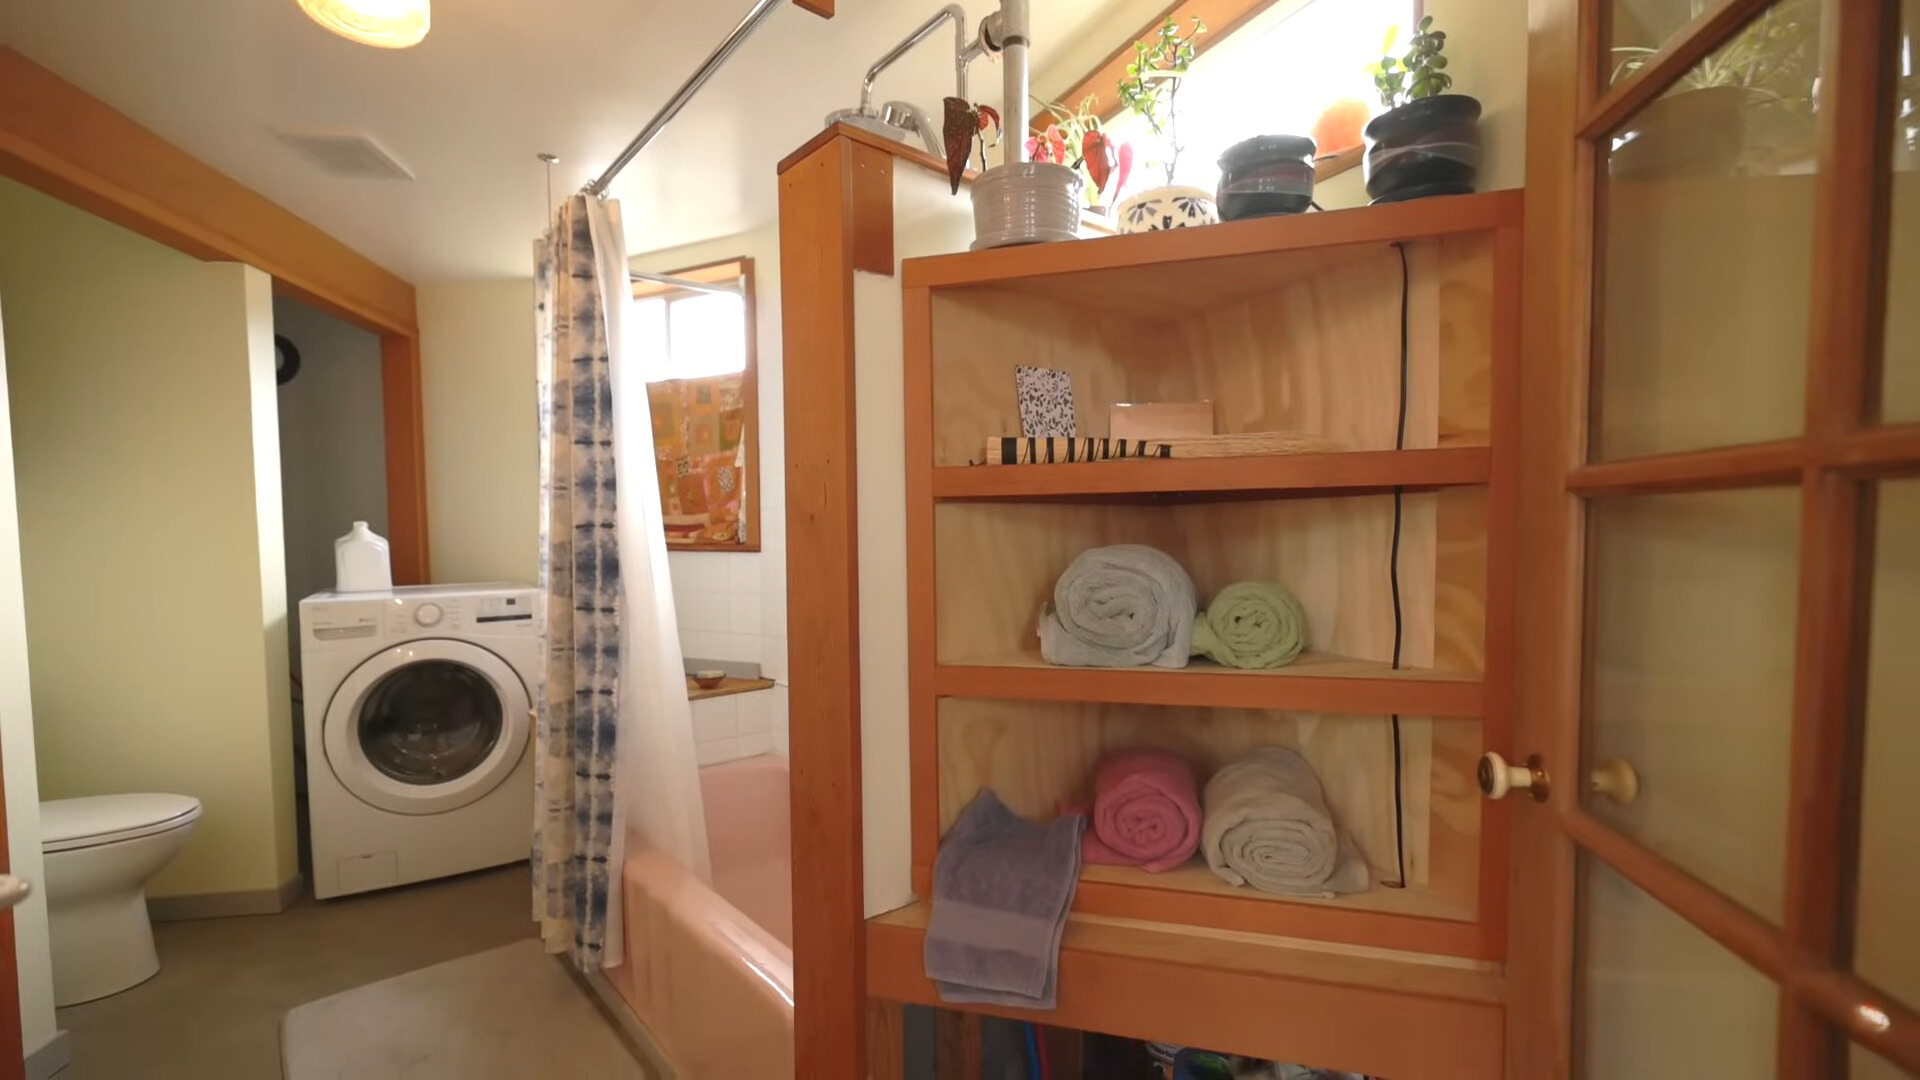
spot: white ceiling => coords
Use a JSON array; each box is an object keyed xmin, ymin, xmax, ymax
[{"xmin": 0, "ymin": 0, "xmax": 1132, "ymax": 282}]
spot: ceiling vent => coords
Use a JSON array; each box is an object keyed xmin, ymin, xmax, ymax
[{"xmin": 272, "ymin": 128, "xmax": 415, "ymax": 181}]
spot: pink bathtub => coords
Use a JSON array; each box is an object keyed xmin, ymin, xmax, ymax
[{"xmin": 607, "ymin": 754, "xmax": 794, "ymax": 1078}]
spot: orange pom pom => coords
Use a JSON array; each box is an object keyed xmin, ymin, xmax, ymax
[{"xmin": 1310, "ymin": 98, "xmax": 1370, "ymax": 157}]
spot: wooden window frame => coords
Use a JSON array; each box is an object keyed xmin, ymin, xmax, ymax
[
  {"xmin": 631, "ymin": 256, "xmax": 762, "ymax": 553},
  {"xmin": 1514, "ymin": 0, "xmax": 1920, "ymax": 1072}
]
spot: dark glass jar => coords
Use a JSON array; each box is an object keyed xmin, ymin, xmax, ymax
[
  {"xmin": 1363, "ymin": 94, "xmax": 1482, "ymax": 204},
  {"xmin": 1215, "ymin": 135, "xmax": 1317, "ymax": 221}
]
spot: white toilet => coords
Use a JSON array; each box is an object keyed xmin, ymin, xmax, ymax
[{"xmin": 41, "ymin": 793, "xmax": 202, "ymax": 1006}]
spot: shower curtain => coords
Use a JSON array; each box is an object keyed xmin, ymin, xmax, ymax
[{"xmin": 534, "ymin": 194, "xmax": 711, "ymax": 969}]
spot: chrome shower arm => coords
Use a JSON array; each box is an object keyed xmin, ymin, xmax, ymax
[{"xmin": 859, "ymin": 4, "xmax": 971, "ymax": 116}]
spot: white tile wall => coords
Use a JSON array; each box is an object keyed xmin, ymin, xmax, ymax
[
  {"xmin": 690, "ymin": 689, "xmax": 784, "ymax": 765},
  {"xmin": 667, "ymin": 550, "xmax": 787, "ymax": 676}
]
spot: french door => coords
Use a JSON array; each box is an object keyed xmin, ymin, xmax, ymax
[{"xmin": 1510, "ymin": 0, "xmax": 1920, "ymax": 1075}]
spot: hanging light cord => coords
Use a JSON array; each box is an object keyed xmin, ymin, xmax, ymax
[{"xmin": 1386, "ymin": 240, "xmax": 1411, "ymax": 890}]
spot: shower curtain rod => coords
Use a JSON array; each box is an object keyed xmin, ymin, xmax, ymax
[
  {"xmin": 629, "ymin": 270, "xmax": 741, "ymax": 296},
  {"xmin": 585, "ymin": 0, "xmax": 788, "ymax": 197}
]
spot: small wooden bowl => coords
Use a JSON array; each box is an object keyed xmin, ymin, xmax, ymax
[{"xmin": 692, "ymin": 670, "xmax": 727, "ymax": 690}]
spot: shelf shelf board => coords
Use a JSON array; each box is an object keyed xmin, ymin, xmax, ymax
[
  {"xmin": 933, "ymin": 650, "xmax": 1484, "ymax": 717},
  {"xmin": 1077, "ymin": 861, "xmax": 1475, "ymax": 924},
  {"xmin": 934, "ymin": 447, "xmax": 1491, "ymax": 501},
  {"xmin": 866, "ymin": 900, "xmax": 1505, "ymax": 1079},
  {"xmin": 901, "ymin": 189, "xmax": 1523, "ymax": 293}
]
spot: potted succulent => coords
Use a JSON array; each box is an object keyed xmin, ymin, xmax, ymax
[
  {"xmin": 1363, "ymin": 17, "xmax": 1481, "ymax": 204},
  {"xmin": 1608, "ymin": 0, "xmax": 1818, "ymax": 178},
  {"xmin": 944, "ymin": 98, "xmax": 1084, "ymax": 250},
  {"xmin": 1112, "ymin": 16, "xmax": 1217, "ymax": 233}
]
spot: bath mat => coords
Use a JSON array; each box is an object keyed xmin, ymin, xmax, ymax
[{"xmin": 282, "ymin": 939, "xmax": 648, "ymax": 1079}]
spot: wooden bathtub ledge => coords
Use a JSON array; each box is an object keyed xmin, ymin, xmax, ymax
[
  {"xmin": 685, "ymin": 676, "xmax": 775, "ymax": 701},
  {"xmin": 865, "ymin": 900, "xmax": 1506, "ymax": 1080}
]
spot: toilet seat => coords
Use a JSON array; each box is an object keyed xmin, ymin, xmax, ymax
[{"xmin": 41, "ymin": 794, "xmax": 203, "ymax": 853}]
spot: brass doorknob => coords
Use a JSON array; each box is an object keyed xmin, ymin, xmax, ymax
[
  {"xmin": 1590, "ymin": 759, "xmax": 1640, "ymax": 805},
  {"xmin": 1479, "ymin": 751, "xmax": 1550, "ymax": 802}
]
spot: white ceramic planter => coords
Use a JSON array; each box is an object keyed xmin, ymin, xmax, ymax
[
  {"xmin": 1113, "ymin": 184, "xmax": 1219, "ymax": 233},
  {"xmin": 970, "ymin": 162, "xmax": 1084, "ymax": 251}
]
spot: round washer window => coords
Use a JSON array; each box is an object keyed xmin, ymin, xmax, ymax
[{"xmin": 356, "ymin": 660, "xmax": 504, "ymax": 786}]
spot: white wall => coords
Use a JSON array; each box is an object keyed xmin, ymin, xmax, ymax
[
  {"xmin": 0, "ymin": 177, "xmax": 297, "ymax": 899},
  {"xmin": 273, "ymin": 296, "xmax": 388, "ymax": 672},
  {"xmin": 418, "ymin": 279, "xmax": 541, "ymax": 585},
  {"xmin": 0, "ymin": 302, "xmax": 60, "ymax": 1066}
]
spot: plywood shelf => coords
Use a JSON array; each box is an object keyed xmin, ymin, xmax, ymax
[
  {"xmin": 934, "ymin": 650, "xmax": 1484, "ymax": 717},
  {"xmin": 866, "ymin": 900, "xmax": 1505, "ymax": 1079},
  {"xmin": 901, "ymin": 189, "xmax": 1523, "ymax": 296},
  {"xmin": 933, "ymin": 447, "xmax": 1492, "ymax": 502},
  {"xmin": 1077, "ymin": 860, "xmax": 1476, "ymax": 923}
]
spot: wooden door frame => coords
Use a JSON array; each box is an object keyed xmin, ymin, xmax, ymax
[
  {"xmin": 1510, "ymin": 0, "xmax": 1920, "ymax": 1074},
  {"xmin": 0, "ymin": 46, "xmax": 431, "ymax": 584}
]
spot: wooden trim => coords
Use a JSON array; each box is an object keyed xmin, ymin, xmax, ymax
[
  {"xmin": 1506, "ymin": 0, "xmax": 1591, "ymax": 1064},
  {"xmin": 1563, "ymin": 810, "xmax": 1786, "ymax": 978},
  {"xmin": 634, "ymin": 256, "xmax": 763, "ymax": 553},
  {"xmin": 902, "ymin": 190, "xmax": 1524, "ymax": 289},
  {"xmin": 0, "ymin": 47, "xmax": 433, "ymax": 589},
  {"xmin": 1036, "ymin": 0, "xmax": 1287, "ymax": 134},
  {"xmin": 0, "ymin": 47, "xmax": 414, "ymax": 336},
  {"xmin": 905, "ymin": 285, "xmax": 941, "ymax": 892},
  {"xmin": 932, "ymin": 448, "xmax": 1491, "ymax": 500},
  {"xmin": 1793, "ymin": 968, "xmax": 1920, "ymax": 1072},
  {"xmin": 778, "ymin": 121, "xmax": 966, "ymax": 187},
  {"xmin": 1576, "ymin": 0, "xmax": 1775, "ymax": 142},
  {"xmin": 868, "ymin": 904, "xmax": 1506, "ymax": 1079},
  {"xmin": 1776, "ymin": 0, "xmax": 1900, "ymax": 1067},
  {"xmin": 1565, "ymin": 439, "xmax": 1806, "ymax": 495},
  {"xmin": 1831, "ymin": 424, "xmax": 1920, "ymax": 475},
  {"xmin": 0, "ymin": 658, "xmax": 20, "ymax": 1080},
  {"xmin": 792, "ymin": 0, "xmax": 833, "ymax": 16},
  {"xmin": 780, "ymin": 134, "xmax": 891, "ymax": 1079},
  {"xmin": 1314, "ymin": 145, "xmax": 1364, "ymax": 184},
  {"xmin": 931, "ymin": 660, "xmax": 1486, "ymax": 717},
  {"xmin": 379, "ymin": 333, "xmax": 431, "ymax": 584}
]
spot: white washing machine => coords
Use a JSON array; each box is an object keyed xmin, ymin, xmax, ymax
[{"xmin": 299, "ymin": 584, "xmax": 539, "ymax": 899}]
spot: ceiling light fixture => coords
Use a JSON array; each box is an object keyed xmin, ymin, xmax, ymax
[{"xmin": 296, "ymin": 0, "xmax": 430, "ymax": 49}]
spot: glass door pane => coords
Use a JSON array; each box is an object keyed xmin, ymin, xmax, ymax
[
  {"xmin": 1583, "ymin": 487, "xmax": 1800, "ymax": 921},
  {"xmin": 1854, "ymin": 480, "xmax": 1920, "ymax": 1011},
  {"xmin": 1592, "ymin": 0, "xmax": 1824, "ymax": 460},
  {"xmin": 1580, "ymin": 854, "xmax": 1778, "ymax": 1077},
  {"xmin": 1884, "ymin": 0, "xmax": 1920, "ymax": 424}
]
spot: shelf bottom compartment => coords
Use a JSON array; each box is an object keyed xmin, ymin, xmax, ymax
[
  {"xmin": 867, "ymin": 899, "xmax": 1505, "ymax": 1080},
  {"xmin": 931, "ymin": 699, "xmax": 1488, "ymax": 949}
]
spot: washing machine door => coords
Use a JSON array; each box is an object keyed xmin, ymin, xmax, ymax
[{"xmin": 322, "ymin": 639, "xmax": 531, "ymax": 815}]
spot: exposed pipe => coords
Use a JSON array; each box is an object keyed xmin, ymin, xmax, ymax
[
  {"xmin": 586, "ymin": 0, "xmax": 786, "ymax": 197},
  {"xmin": 859, "ymin": 4, "xmax": 972, "ymax": 117},
  {"xmin": 989, "ymin": 0, "xmax": 1031, "ymax": 160}
]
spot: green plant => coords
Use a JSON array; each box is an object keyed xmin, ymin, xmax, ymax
[
  {"xmin": 1039, "ymin": 94, "xmax": 1132, "ymax": 206},
  {"xmin": 1117, "ymin": 15, "xmax": 1205, "ymax": 186},
  {"xmin": 1609, "ymin": 0, "xmax": 1819, "ymax": 114},
  {"xmin": 1368, "ymin": 16, "xmax": 1451, "ymax": 111}
]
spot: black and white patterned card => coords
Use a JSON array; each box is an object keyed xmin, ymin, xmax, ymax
[{"xmin": 1015, "ymin": 365, "xmax": 1076, "ymax": 437}]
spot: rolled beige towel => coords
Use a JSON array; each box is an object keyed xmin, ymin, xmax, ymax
[{"xmin": 1202, "ymin": 747, "xmax": 1369, "ymax": 897}]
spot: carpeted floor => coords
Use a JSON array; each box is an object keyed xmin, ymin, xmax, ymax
[
  {"xmin": 55, "ymin": 863, "xmax": 576, "ymax": 1079},
  {"xmin": 282, "ymin": 938, "xmax": 646, "ymax": 1079}
]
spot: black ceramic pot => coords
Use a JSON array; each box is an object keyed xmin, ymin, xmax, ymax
[
  {"xmin": 1216, "ymin": 134, "xmax": 1317, "ymax": 220},
  {"xmin": 1363, "ymin": 94, "xmax": 1482, "ymax": 204}
]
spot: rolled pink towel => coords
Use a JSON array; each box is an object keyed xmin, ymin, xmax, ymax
[{"xmin": 1080, "ymin": 748, "xmax": 1202, "ymax": 873}]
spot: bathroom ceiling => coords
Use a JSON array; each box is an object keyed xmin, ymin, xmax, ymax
[{"xmin": 0, "ymin": 0, "xmax": 1138, "ymax": 281}]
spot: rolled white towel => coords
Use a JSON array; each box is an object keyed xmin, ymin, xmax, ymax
[
  {"xmin": 1203, "ymin": 747, "xmax": 1369, "ymax": 897},
  {"xmin": 1038, "ymin": 544, "xmax": 1195, "ymax": 669}
]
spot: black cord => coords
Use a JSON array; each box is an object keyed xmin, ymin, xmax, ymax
[{"xmin": 1385, "ymin": 241, "xmax": 1410, "ymax": 890}]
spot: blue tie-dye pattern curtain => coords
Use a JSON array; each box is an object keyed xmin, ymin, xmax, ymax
[{"xmin": 532, "ymin": 195, "xmax": 625, "ymax": 968}]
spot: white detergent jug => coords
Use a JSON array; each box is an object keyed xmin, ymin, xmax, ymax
[{"xmin": 334, "ymin": 521, "xmax": 392, "ymax": 592}]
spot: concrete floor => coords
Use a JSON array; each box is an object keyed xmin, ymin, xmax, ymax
[{"xmin": 56, "ymin": 863, "xmax": 547, "ymax": 1079}]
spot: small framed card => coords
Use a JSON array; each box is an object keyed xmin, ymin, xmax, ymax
[{"xmin": 1015, "ymin": 365, "xmax": 1076, "ymax": 437}]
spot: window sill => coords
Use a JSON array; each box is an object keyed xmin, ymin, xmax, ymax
[{"xmin": 1315, "ymin": 145, "xmax": 1362, "ymax": 183}]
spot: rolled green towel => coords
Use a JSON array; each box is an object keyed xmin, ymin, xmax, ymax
[{"xmin": 1191, "ymin": 581, "xmax": 1308, "ymax": 669}]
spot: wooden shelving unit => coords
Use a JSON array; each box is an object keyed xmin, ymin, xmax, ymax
[{"xmin": 880, "ymin": 191, "xmax": 1522, "ymax": 1066}]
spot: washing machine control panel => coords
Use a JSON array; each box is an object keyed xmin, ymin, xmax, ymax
[
  {"xmin": 302, "ymin": 588, "xmax": 539, "ymax": 645},
  {"xmin": 413, "ymin": 602, "xmax": 445, "ymax": 627}
]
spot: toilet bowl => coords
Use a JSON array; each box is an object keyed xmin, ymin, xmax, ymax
[{"xmin": 41, "ymin": 793, "xmax": 201, "ymax": 1006}]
